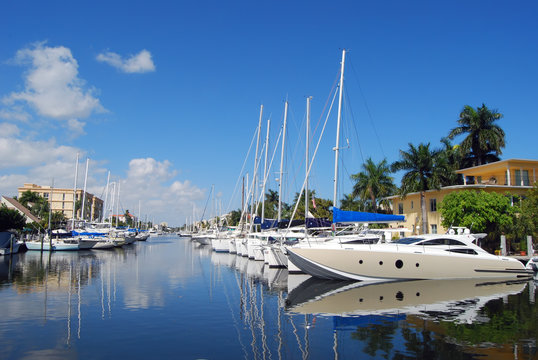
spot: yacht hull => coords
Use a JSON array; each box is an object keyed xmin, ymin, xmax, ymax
[{"xmin": 287, "ymin": 246, "xmax": 533, "ymax": 281}]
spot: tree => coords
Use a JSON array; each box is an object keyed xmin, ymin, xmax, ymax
[
  {"xmin": 228, "ymin": 210, "xmax": 242, "ymax": 226},
  {"xmin": 262, "ymin": 189, "xmax": 279, "ymax": 219},
  {"xmin": 350, "ymin": 158, "xmax": 397, "ymax": 212},
  {"xmin": 0, "ymin": 205, "xmax": 26, "ymax": 231},
  {"xmin": 18, "ymin": 190, "xmax": 49, "ymax": 218},
  {"xmin": 507, "ymin": 184, "xmax": 538, "ymax": 249},
  {"xmin": 439, "ymin": 137, "xmax": 464, "ymax": 185},
  {"xmin": 339, "ymin": 193, "xmax": 361, "ymax": 211},
  {"xmin": 448, "ymin": 104, "xmax": 505, "ymax": 167},
  {"xmin": 391, "ymin": 143, "xmax": 448, "ymax": 234},
  {"xmin": 124, "ymin": 210, "xmax": 133, "ymax": 227},
  {"xmin": 438, "ymin": 190, "xmax": 514, "ymax": 251},
  {"xmin": 291, "ymin": 190, "xmax": 332, "ymax": 220},
  {"xmin": 40, "ymin": 211, "xmax": 68, "ymax": 231}
]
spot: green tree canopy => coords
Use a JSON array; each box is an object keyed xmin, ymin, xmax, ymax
[
  {"xmin": 0, "ymin": 205, "xmax": 26, "ymax": 231},
  {"xmin": 124, "ymin": 210, "xmax": 133, "ymax": 227},
  {"xmin": 291, "ymin": 190, "xmax": 332, "ymax": 220},
  {"xmin": 228, "ymin": 209, "xmax": 242, "ymax": 226},
  {"xmin": 18, "ymin": 190, "xmax": 49, "ymax": 218},
  {"xmin": 448, "ymin": 104, "xmax": 505, "ymax": 167},
  {"xmin": 438, "ymin": 190, "xmax": 514, "ymax": 251},
  {"xmin": 391, "ymin": 143, "xmax": 449, "ymax": 234},
  {"xmin": 339, "ymin": 193, "xmax": 361, "ymax": 211},
  {"xmin": 507, "ymin": 184, "xmax": 538, "ymax": 248},
  {"xmin": 350, "ymin": 158, "xmax": 396, "ymax": 212}
]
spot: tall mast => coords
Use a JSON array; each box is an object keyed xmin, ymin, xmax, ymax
[
  {"xmin": 305, "ymin": 97, "xmax": 312, "ymax": 223},
  {"xmin": 251, "ymin": 105, "xmax": 263, "ymax": 228},
  {"xmin": 116, "ymin": 180, "xmax": 121, "ymax": 227},
  {"xmin": 138, "ymin": 200, "xmax": 141, "ymax": 229},
  {"xmin": 261, "ymin": 118, "xmax": 270, "ymax": 224},
  {"xmin": 72, "ymin": 152, "xmax": 79, "ymax": 228},
  {"xmin": 81, "ymin": 158, "xmax": 89, "ymax": 221},
  {"xmin": 241, "ymin": 176, "xmax": 245, "ymax": 220},
  {"xmin": 278, "ymin": 101, "xmax": 288, "ymax": 222},
  {"xmin": 102, "ymin": 171, "xmax": 110, "ymax": 223},
  {"xmin": 333, "ymin": 49, "xmax": 346, "ymax": 209}
]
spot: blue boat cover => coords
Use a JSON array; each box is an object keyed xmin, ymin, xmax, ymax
[
  {"xmin": 332, "ymin": 207, "xmax": 404, "ymax": 223},
  {"xmin": 253, "ymin": 217, "xmax": 279, "ymax": 230},
  {"xmin": 306, "ymin": 218, "xmax": 331, "ymax": 228}
]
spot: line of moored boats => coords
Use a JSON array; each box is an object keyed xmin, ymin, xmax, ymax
[
  {"xmin": 0, "ymin": 223, "xmax": 157, "ymax": 253},
  {"xmin": 182, "ymin": 219, "xmax": 538, "ymax": 282}
]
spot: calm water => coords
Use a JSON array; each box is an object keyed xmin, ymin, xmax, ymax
[{"xmin": 0, "ymin": 235, "xmax": 536, "ymax": 359}]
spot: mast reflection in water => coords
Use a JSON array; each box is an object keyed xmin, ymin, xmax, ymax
[{"xmin": 0, "ymin": 235, "xmax": 536, "ymax": 359}]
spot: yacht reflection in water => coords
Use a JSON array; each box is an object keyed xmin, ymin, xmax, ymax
[{"xmin": 286, "ymin": 277, "xmax": 529, "ymax": 323}]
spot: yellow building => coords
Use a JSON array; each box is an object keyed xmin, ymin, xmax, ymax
[
  {"xmin": 386, "ymin": 159, "xmax": 538, "ymax": 235},
  {"xmin": 17, "ymin": 183, "xmax": 104, "ymax": 221}
]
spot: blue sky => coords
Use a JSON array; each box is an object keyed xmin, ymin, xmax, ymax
[{"xmin": 1, "ymin": 1, "xmax": 537, "ymax": 226}]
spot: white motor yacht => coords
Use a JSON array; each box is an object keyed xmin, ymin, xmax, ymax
[{"xmin": 287, "ymin": 230, "xmax": 534, "ymax": 281}]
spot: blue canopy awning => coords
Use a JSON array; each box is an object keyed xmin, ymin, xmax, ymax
[{"xmin": 332, "ymin": 207, "xmax": 405, "ymax": 223}]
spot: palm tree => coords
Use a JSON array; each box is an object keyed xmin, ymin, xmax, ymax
[
  {"xmin": 339, "ymin": 193, "xmax": 361, "ymax": 211},
  {"xmin": 18, "ymin": 190, "xmax": 48, "ymax": 218},
  {"xmin": 350, "ymin": 158, "xmax": 396, "ymax": 212},
  {"xmin": 263, "ymin": 189, "xmax": 279, "ymax": 218},
  {"xmin": 439, "ymin": 137, "xmax": 464, "ymax": 186},
  {"xmin": 448, "ymin": 104, "xmax": 505, "ymax": 167},
  {"xmin": 391, "ymin": 143, "xmax": 446, "ymax": 234}
]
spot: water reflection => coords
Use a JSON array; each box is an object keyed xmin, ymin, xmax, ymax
[{"xmin": 285, "ymin": 278, "xmax": 528, "ymax": 322}]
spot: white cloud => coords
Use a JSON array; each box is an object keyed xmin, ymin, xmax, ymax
[
  {"xmin": 0, "ymin": 107, "xmax": 30, "ymax": 122},
  {"xmin": 3, "ymin": 43, "xmax": 104, "ymax": 134},
  {"xmin": 0, "ymin": 134, "xmax": 203, "ymax": 225},
  {"xmin": 0, "ymin": 123, "xmax": 20, "ymax": 137},
  {"xmin": 0, "ymin": 137, "xmax": 76, "ymax": 169},
  {"xmin": 119, "ymin": 158, "xmax": 205, "ymax": 224},
  {"xmin": 97, "ymin": 49, "xmax": 156, "ymax": 73},
  {"xmin": 0, "ymin": 136, "xmax": 89, "ymax": 197}
]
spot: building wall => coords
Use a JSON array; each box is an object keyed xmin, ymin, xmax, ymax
[{"xmin": 17, "ymin": 183, "xmax": 103, "ymax": 221}]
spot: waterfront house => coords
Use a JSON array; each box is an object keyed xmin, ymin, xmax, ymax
[{"xmin": 386, "ymin": 159, "xmax": 538, "ymax": 234}]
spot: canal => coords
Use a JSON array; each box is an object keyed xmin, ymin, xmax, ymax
[{"xmin": 0, "ymin": 235, "xmax": 536, "ymax": 359}]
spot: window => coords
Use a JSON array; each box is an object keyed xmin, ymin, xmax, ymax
[
  {"xmin": 429, "ymin": 198, "xmax": 437, "ymax": 212},
  {"xmin": 420, "ymin": 238, "xmax": 466, "ymax": 246},
  {"xmin": 431, "ymin": 224, "xmax": 437, "ymax": 234},
  {"xmin": 62, "ymin": 193, "xmax": 65, "ymax": 200},
  {"xmin": 514, "ymin": 170, "xmax": 530, "ymax": 186},
  {"xmin": 392, "ymin": 237, "xmax": 423, "ymax": 245},
  {"xmin": 43, "ymin": 193, "xmax": 49, "ymax": 199},
  {"xmin": 411, "ymin": 201, "xmax": 414, "ymax": 209},
  {"xmin": 398, "ymin": 203, "xmax": 403, "ymax": 214},
  {"xmin": 446, "ymin": 248, "xmax": 478, "ymax": 255}
]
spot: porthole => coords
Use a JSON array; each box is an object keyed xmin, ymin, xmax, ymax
[
  {"xmin": 415, "ymin": 263, "xmax": 420, "ymax": 267},
  {"xmin": 359, "ymin": 260, "xmax": 363, "ymax": 264},
  {"xmin": 359, "ymin": 298, "xmax": 363, "ymax": 302},
  {"xmin": 379, "ymin": 296, "xmax": 384, "ymax": 301},
  {"xmin": 379, "ymin": 261, "xmax": 383, "ymax": 265},
  {"xmin": 395, "ymin": 259, "xmax": 403, "ymax": 269},
  {"xmin": 395, "ymin": 291, "xmax": 404, "ymax": 301},
  {"xmin": 416, "ymin": 292, "xmax": 420, "ymax": 297}
]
